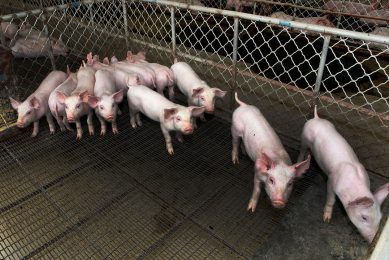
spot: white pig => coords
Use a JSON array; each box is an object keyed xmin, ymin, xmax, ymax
[
  {"xmin": 297, "ymin": 106, "xmax": 389, "ymax": 243},
  {"xmin": 88, "ymin": 69, "xmax": 123, "ymax": 135},
  {"xmin": 232, "ymin": 93, "xmax": 311, "ymax": 212},
  {"xmin": 48, "ymin": 68, "xmax": 77, "ymax": 132},
  {"xmin": 127, "ymin": 85, "xmax": 205, "ymax": 155},
  {"xmin": 57, "ymin": 62, "xmax": 96, "ymax": 139},
  {"xmin": 9, "ymin": 70, "xmax": 67, "ymax": 137},
  {"xmin": 171, "ymin": 61, "xmax": 227, "ymax": 123},
  {"xmin": 11, "ymin": 37, "xmax": 68, "ymax": 58}
]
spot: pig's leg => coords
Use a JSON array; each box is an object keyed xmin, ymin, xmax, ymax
[
  {"xmin": 323, "ymin": 181, "xmax": 336, "ymax": 223},
  {"xmin": 54, "ymin": 115, "xmax": 66, "ymax": 132},
  {"xmin": 96, "ymin": 114, "xmax": 107, "ymax": 136},
  {"xmin": 231, "ymin": 125, "xmax": 241, "ymax": 164},
  {"xmin": 117, "ymin": 108, "xmax": 122, "ymax": 116},
  {"xmin": 168, "ymin": 86, "xmax": 174, "ymax": 101},
  {"xmin": 128, "ymin": 101, "xmax": 138, "ymax": 128},
  {"xmin": 161, "ymin": 125, "xmax": 174, "ymax": 155},
  {"xmin": 247, "ymin": 172, "xmax": 261, "ymax": 212},
  {"xmin": 87, "ymin": 109, "xmax": 94, "ymax": 136},
  {"xmin": 46, "ymin": 112, "xmax": 55, "ymax": 134},
  {"xmin": 240, "ymin": 142, "xmax": 247, "ymax": 156},
  {"xmin": 31, "ymin": 121, "xmax": 40, "ymax": 137},
  {"xmin": 136, "ymin": 113, "xmax": 142, "ymax": 127},
  {"xmin": 75, "ymin": 120, "xmax": 83, "ymax": 139},
  {"xmin": 63, "ymin": 117, "xmax": 72, "ymax": 131},
  {"xmin": 112, "ymin": 119, "xmax": 119, "ymax": 134}
]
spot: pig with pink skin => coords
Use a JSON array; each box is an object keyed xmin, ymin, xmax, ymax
[
  {"xmin": 57, "ymin": 62, "xmax": 96, "ymax": 139},
  {"xmin": 232, "ymin": 93, "xmax": 311, "ymax": 212},
  {"xmin": 48, "ymin": 68, "xmax": 77, "ymax": 132},
  {"xmin": 9, "ymin": 70, "xmax": 67, "ymax": 137},
  {"xmin": 17, "ymin": 23, "xmax": 48, "ymax": 40},
  {"xmin": 11, "ymin": 37, "xmax": 68, "ymax": 58},
  {"xmin": 127, "ymin": 85, "xmax": 205, "ymax": 155},
  {"xmin": 297, "ymin": 106, "xmax": 389, "ymax": 243},
  {"xmin": 170, "ymin": 61, "xmax": 226, "ymax": 124},
  {"xmin": 88, "ymin": 69, "xmax": 124, "ymax": 135},
  {"xmin": 225, "ymin": 0, "xmax": 254, "ymax": 12},
  {"xmin": 125, "ymin": 52, "xmax": 175, "ymax": 100},
  {"xmin": 125, "ymin": 51, "xmax": 146, "ymax": 63},
  {"xmin": 322, "ymin": 0, "xmax": 378, "ymax": 15},
  {"xmin": 1, "ymin": 22, "xmax": 18, "ymax": 40}
]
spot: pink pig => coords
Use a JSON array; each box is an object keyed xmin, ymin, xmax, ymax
[
  {"xmin": 11, "ymin": 37, "xmax": 68, "ymax": 58},
  {"xmin": 232, "ymin": 93, "xmax": 311, "ymax": 212},
  {"xmin": 9, "ymin": 70, "xmax": 67, "ymax": 137},
  {"xmin": 57, "ymin": 62, "xmax": 96, "ymax": 139},
  {"xmin": 127, "ymin": 85, "xmax": 205, "ymax": 155},
  {"xmin": 48, "ymin": 68, "xmax": 77, "ymax": 132},
  {"xmin": 297, "ymin": 106, "xmax": 389, "ymax": 243},
  {"xmin": 88, "ymin": 69, "xmax": 124, "ymax": 135}
]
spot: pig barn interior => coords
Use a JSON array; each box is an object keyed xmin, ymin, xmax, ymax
[{"xmin": 0, "ymin": 0, "xmax": 388, "ymax": 259}]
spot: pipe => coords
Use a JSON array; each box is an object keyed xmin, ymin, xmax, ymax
[
  {"xmin": 122, "ymin": 0, "xmax": 130, "ymax": 50},
  {"xmin": 314, "ymin": 35, "xmax": 331, "ymax": 100},
  {"xmin": 170, "ymin": 6, "xmax": 176, "ymax": 61},
  {"xmin": 231, "ymin": 17, "xmax": 239, "ymax": 111}
]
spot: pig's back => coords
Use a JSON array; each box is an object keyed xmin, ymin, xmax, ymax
[
  {"xmin": 128, "ymin": 86, "xmax": 174, "ymax": 121},
  {"xmin": 35, "ymin": 71, "xmax": 67, "ymax": 97},
  {"xmin": 171, "ymin": 62, "xmax": 202, "ymax": 94},
  {"xmin": 48, "ymin": 75, "xmax": 77, "ymax": 113},
  {"xmin": 304, "ymin": 118, "xmax": 360, "ymax": 175},
  {"xmin": 94, "ymin": 70, "xmax": 116, "ymax": 96},
  {"xmin": 74, "ymin": 67, "xmax": 95, "ymax": 95}
]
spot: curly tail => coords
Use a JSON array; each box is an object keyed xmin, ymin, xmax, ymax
[
  {"xmin": 314, "ymin": 105, "xmax": 319, "ymax": 119},
  {"xmin": 235, "ymin": 92, "xmax": 246, "ymax": 106}
]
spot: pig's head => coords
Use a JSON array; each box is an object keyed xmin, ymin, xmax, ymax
[
  {"xmin": 346, "ymin": 183, "xmax": 389, "ymax": 243},
  {"xmin": 255, "ymin": 152, "xmax": 311, "ymax": 208},
  {"xmin": 52, "ymin": 38, "xmax": 68, "ymax": 56},
  {"xmin": 88, "ymin": 90, "xmax": 123, "ymax": 122},
  {"xmin": 191, "ymin": 87, "xmax": 227, "ymax": 113},
  {"xmin": 57, "ymin": 91, "xmax": 89, "ymax": 122},
  {"xmin": 164, "ymin": 106, "xmax": 206, "ymax": 134},
  {"xmin": 9, "ymin": 96, "xmax": 40, "ymax": 128}
]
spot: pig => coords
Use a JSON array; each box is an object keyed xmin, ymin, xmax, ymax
[
  {"xmin": 17, "ymin": 22, "xmax": 48, "ymax": 40},
  {"xmin": 1, "ymin": 22, "xmax": 18, "ymax": 40},
  {"xmin": 232, "ymin": 93, "xmax": 311, "ymax": 212},
  {"xmin": 270, "ymin": 12, "xmax": 335, "ymax": 29},
  {"xmin": 88, "ymin": 69, "xmax": 124, "ymax": 135},
  {"xmin": 48, "ymin": 68, "xmax": 77, "ymax": 132},
  {"xmin": 9, "ymin": 70, "xmax": 67, "ymax": 137},
  {"xmin": 127, "ymin": 85, "xmax": 205, "ymax": 155},
  {"xmin": 11, "ymin": 37, "xmax": 68, "ymax": 58},
  {"xmin": 170, "ymin": 61, "xmax": 226, "ymax": 124},
  {"xmin": 297, "ymin": 106, "xmax": 389, "ymax": 243},
  {"xmin": 369, "ymin": 27, "xmax": 389, "ymax": 51},
  {"xmin": 125, "ymin": 53, "xmax": 175, "ymax": 100},
  {"xmin": 225, "ymin": 0, "xmax": 254, "ymax": 12},
  {"xmin": 57, "ymin": 62, "xmax": 96, "ymax": 139},
  {"xmin": 125, "ymin": 51, "xmax": 147, "ymax": 63},
  {"xmin": 85, "ymin": 52, "xmax": 142, "ymax": 93},
  {"xmin": 322, "ymin": 0, "xmax": 378, "ymax": 15},
  {"xmin": 360, "ymin": 9, "xmax": 389, "ymax": 26}
]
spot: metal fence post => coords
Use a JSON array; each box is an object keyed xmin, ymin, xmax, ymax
[
  {"xmin": 41, "ymin": 10, "xmax": 57, "ymax": 70},
  {"xmin": 314, "ymin": 35, "xmax": 331, "ymax": 103},
  {"xmin": 231, "ymin": 17, "xmax": 239, "ymax": 111},
  {"xmin": 122, "ymin": 0, "xmax": 130, "ymax": 50},
  {"xmin": 89, "ymin": 0, "xmax": 94, "ymax": 27},
  {"xmin": 170, "ymin": 6, "xmax": 176, "ymax": 61}
]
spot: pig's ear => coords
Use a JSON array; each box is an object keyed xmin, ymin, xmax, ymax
[
  {"xmin": 30, "ymin": 96, "xmax": 40, "ymax": 109},
  {"xmin": 93, "ymin": 54, "xmax": 99, "ymax": 62},
  {"xmin": 79, "ymin": 91, "xmax": 89, "ymax": 103},
  {"xmin": 348, "ymin": 197, "xmax": 374, "ymax": 208},
  {"xmin": 138, "ymin": 51, "xmax": 146, "ymax": 60},
  {"xmin": 291, "ymin": 154, "xmax": 311, "ymax": 177},
  {"xmin": 103, "ymin": 57, "xmax": 110, "ymax": 65},
  {"xmin": 9, "ymin": 97, "xmax": 21, "ymax": 110},
  {"xmin": 213, "ymin": 88, "xmax": 227, "ymax": 98},
  {"xmin": 86, "ymin": 52, "xmax": 93, "ymax": 65},
  {"xmin": 66, "ymin": 65, "xmax": 71, "ymax": 76},
  {"xmin": 374, "ymin": 183, "xmax": 389, "ymax": 206},
  {"xmin": 88, "ymin": 95, "xmax": 100, "ymax": 108},
  {"xmin": 164, "ymin": 108, "xmax": 178, "ymax": 121},
  {"xmin": 256, "ymin": 152, "xmax": 273, "ymax": 174},
  {"xmin": 189, "ymin": 106, "xmax": 205, "ymax": 117},
  {"xmin": 56, "ymin": 91, "xmax": 67, "ymax": 104},
  {"xmin": 111, "ymin": 56, "xmax": 118, "ymax": 63},
  {"xmin": 192, "ymin": 87, "xmax": 204, "ymax": 98},
  {"xmin": 112, "ymin": 90, "xmax": 124, "ymax": 103},
  {"xmin": 126, "ymin": 51, "xmax": 133, "ymax": 62}
]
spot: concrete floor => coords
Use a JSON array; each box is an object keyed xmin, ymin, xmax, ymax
[{"xmin": 0, "ymin": 105, "xmax": 386, "ymax": 259}]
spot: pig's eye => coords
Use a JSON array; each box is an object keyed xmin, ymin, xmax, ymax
[
  {"xmin": 100, "ymin": 105, "xmax": 104, "ymax": 110},
  {"xmin": 287, "ymin": 182, "xmax": 292, "ymax": 187},
  {"xmin": 361, "ymin": 215, "xmax": 368, "ymax": 222},
  {"xmin": 200, "ymin": 96, "xmax": 205, "ymax": 101},
  {"xmin": 26, "ymin": 111, "xmax": 31, "ymax": 115},
  {"xmin": 112, "ymin": 104, "xmax": 114, "ymax": 108},
  {"xmin": 269, "ymin": 177, "xmax": 275, "ymax": 185},
  {"xmin": 76, "ymin": 104, "xmax": 81, "ymax": 109},
  {"xmin": 65, "ymin": 105, "xmax": 68, "ymax": 109},
  {"xmin": 176, "ymin": 116, "xmax": 181, "ymax": 121}
]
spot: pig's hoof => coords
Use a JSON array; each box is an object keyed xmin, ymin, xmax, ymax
[
  {"xmin": 60, "ymin": 127, "xmax": 66, "ymax": 132},
  {"xmin": 323, "ymin": 212, "xmax": 332, "ymax": 223},
  {"xmin": 137, "ymin": 121, "xmax": 142, "ymax": 127},
  {"xmin": 167, "ymin": 147, "xmax": 174, "ymax": 155},
  {"xmin": 131, "ymin": 123, "xmax": 137, "ymax": 129},
  {"xmin": 76, "ymin": 132, "xmax": 82, "ymax": 139},
  {"xmin": 177, "ymin": 136, "xmax": 184, "ymax": 143},
  {"xmin": 100, "ymin": 130, "xmax": 106, "ymax": 136},
  {"xmin": 89, "ymin": 130, "xmax": 94, "ymax": 136},
  {"xmin": 112, "ymin": 128, "xmax": 119, "ymax": 135},
  {"xmin": 232, "ymin": 157, "xmax": 239, "ymax": 165},
  {"xmin": 31, "ymin": 133, "xmax": 38, "ymax": 138},
  {"xmin": 247, "ymin": 201, "xmax": 256, "ymax": 213}
]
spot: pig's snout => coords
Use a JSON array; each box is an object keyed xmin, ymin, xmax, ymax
[
  {"xmin": 106, "ymin": 114, "xmax": 114, "ymax": 121},
  {"xmin": 16, "ymin": 120, "xmax": 26, "ymax": 128},
  {"xmin": 67, "ymin": 114, "xmax": 75, "ymax": 123},
  {"xmin": 182, "ymin": 126, "xmax": 193, "ymax": 134},
  {"xmin": 205, "ymin": 105, "xmax": 214, "ymax": 113},
  {"xmin": 272, "ymin": 200, "xmax": 286, "ymax": 208}
]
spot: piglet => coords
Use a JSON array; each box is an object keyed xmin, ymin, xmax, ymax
[
  {"xmin": 232, "ymin": 93, "xmax": 311, "ymax": 212},
  {"xmin": 171, "ymin": 61, "xmax": 226, "ymax": 124},
  {"xmin": 57, "ymin": 62, "xmax": 96, "ymax": 139},
  {"xmin": 125, "ymin": 51, "xmax": 147, "ymax": 63},
  {"xmin": 48, "ymin": 68, "xmax": 77, "ymax": 132},
  {"xmin": 1, "ymin": 22, "xmax": 18, "ymax": 40},
  {"xmin": 127, "ymin": 85, "xmax": 205, "ymax": 155},
  {"xmin": 9, "ymin": 70, "xmax": 67, "ymax": 137},
  {"xmin": 11, "ymin": 37, "xmax": 68, "ymax": 58},
  {"xmin": 297, "ymin": 106, "xmax": 389, "ymax": 243},
  {"xmin": 88, "ymin": 69, "xmax": 123, "ymax": 135}
]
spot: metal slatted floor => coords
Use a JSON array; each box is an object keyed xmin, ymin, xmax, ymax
[{"xmin": 0, "ymin": 105, "xmax": 386, "ymax": 259}]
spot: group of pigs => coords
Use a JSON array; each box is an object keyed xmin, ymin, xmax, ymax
[
  {"xmin": 8, "ymin": 50, "xmax": 389, "ymax": 244},
  {"xmin": 1, "ymin": 22, "xmax": 68, "ymax": 58}
]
